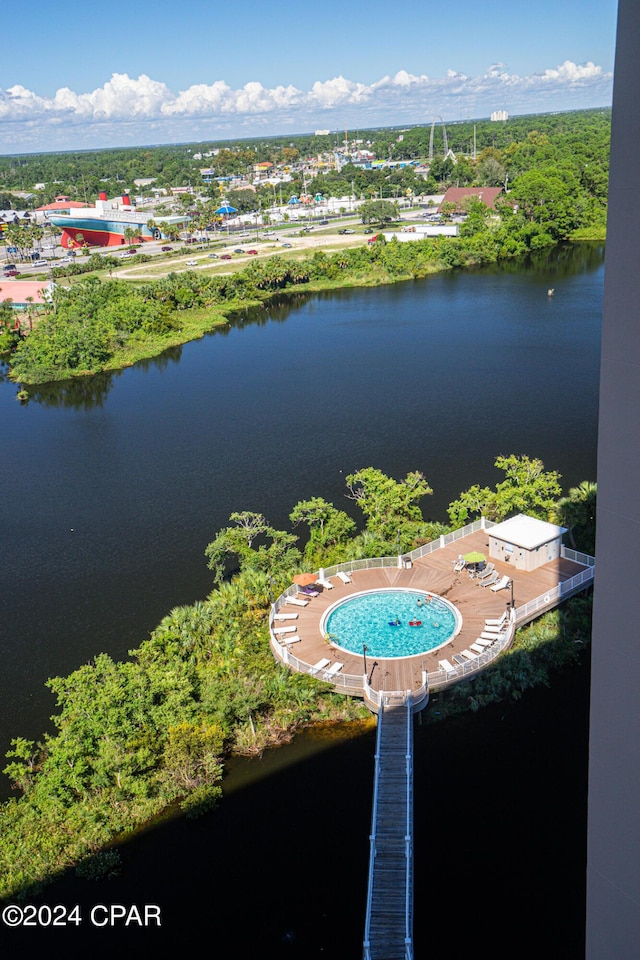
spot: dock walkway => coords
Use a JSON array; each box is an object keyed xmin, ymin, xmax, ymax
[{"xmin": 364, "ymin": 700, "xmax": 414, "ymax": 959}]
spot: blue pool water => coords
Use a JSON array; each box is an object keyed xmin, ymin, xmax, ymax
[{"xmin": 322, "ymin": 589, "xmax": 459, "ymax": 659}]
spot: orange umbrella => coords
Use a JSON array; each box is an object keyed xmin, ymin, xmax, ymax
[{"xmin": 293, "ymin": 573, "xmax": 317, "ymax": 586}]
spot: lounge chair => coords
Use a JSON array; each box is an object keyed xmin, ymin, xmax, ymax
[
  {"xmin": 477, "ymin": 563, "xmax": 495, "ymax": 580},
  {"xmin": 461, "ymin": 649, "xmax": 477, "ymax": 660},
  {"xmin": 323, "ymin": 662, "xmax": 344, "ymax": 679},
  {"xmin": 300, "ymin": 586, "xmax": 319, "ymax": 597},
  {"xmin": 479, "ymin": 572, "xmax": 500, "ymax": 588},
  {"xmin": 273, "ymin": 625, "xmax": 297, "ymax": 634},
  {"xmin": 274, "ymin": 612, "xmax": 298, "ymax": 621},
  {"xmin": 336, "ymin": 571, "xmax": 352, "ymax": 584},
  {"xmin": 286, "ymin": 596, "xmax": 309, "ymax": 607},
  {"xmin": 280, "ymin": 634, "xmax": 301, "ymax": 645},
  {"xmin": 474, "ymin": 637, "xmax": 493, "ymax": 647},
  {"xmin": 482, "ymin": 624, "xmax": 503, "ymax": 634},
  {"xmin": 452, "ymin": 654, "xmax": 467, "ymax": 666},
  {"xmin": 438, "ymin": 659, "xmax": 457, "ymax": 675},
  {"xmin": 315, "ymin": 578, "xmax": 334, "ymax": 590},
  {"xmin": 490, "ymin": 575, "xmax": 511, "ymax": 593},
  {"xmin": 480, "ymin": 631, "xmax": 502, "ymax": 641},
  {"xmin": 470, "ymin": 642, "xmax": 485, "ymax": 654},
  {"xmin": 453, "ymin": 557, "xmax": 465, "ymax": 572},
  {"xmin": 485, "ymin": 612, "xmax": 507, "ymax": 627},
  {"xmin": 310, "ymin": 657, "xmax": 331, "ymax": 675}
]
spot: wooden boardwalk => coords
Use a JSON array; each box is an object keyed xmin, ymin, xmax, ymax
[
  {"xmin": 271, "ymin": 528, "xmax": 589, "ymax": 695},
  {"xmin": 363, "ymin": 701, "xmax": 414, "ymax": 960}
]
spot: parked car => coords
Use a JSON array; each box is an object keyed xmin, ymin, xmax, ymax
[
  {"xmin": 161, "ymin": 246, "xmax": 173, "ymax": 252},
  {"xmin": 281, "ymin": 242, "xmax": 292, "ymax": 248},
  {"xmin": 364, "ymin": 228, "xmax": 374, "ymax": 234},
  {"xmin": 208, "ymin": 253, "xmax": 219, "ymax": 259},
  {"xmin": 3, "ymin": 268, "xmax": 19, "ymax": 276},
  {"xmin": 34, "ymin": 260, "xmax": 48, "ymax": 267},
  {"xmin": 246, "ymin": 249, "xmax": 258, "ymax": 255},
  {"xmin": 59, "ymin": 256, "xmax": 73, "ymax": 264},
  {"xmin": 220, "ymin": 254, "xmax": 232, "ymax": 260},
  {"xmin": 186, "ymin": 259, "xmax": 198, "ymax": 266},
  {"xmin": 234, "ymin": 248, "xmax": 245, "ymax": 254}
]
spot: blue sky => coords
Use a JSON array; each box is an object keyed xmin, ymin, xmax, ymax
[{"xmin": 0, "ymin": 0, "xmax": 619, "ymax": 154}]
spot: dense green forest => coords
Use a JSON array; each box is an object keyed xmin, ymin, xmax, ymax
[
  {"xmin": 0, "ymin": 107, "xmax": 610, "ymax": 216},
  {"xmin": 0, "ymin": 459, "xmax": 595, "ymax": 900}
]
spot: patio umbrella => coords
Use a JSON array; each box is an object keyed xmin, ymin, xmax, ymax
[
  {"xmin": 215, "ymin": 204, "xmax": 238, "ymax": 215},
  {"xmin": 293, "ymin": 572, "xmax": 317, "ymax": 586},
  {"xmin": 463, "ymin": 550, "xmax": 486, "ymax": 565}
]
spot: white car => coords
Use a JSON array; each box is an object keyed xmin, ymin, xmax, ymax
[{"xmin": 186, "ymin": 259, "xmax": 198, "ymax": 266}]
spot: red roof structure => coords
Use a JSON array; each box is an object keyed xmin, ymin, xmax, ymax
[
  {"xmin": 439, "ymin": 187, "xmax": 503, "ymax": 212},
  {"xmin": 35, "ymin": 199, "xmax": 87, "ymax": 212},
  {"xmin": 0, "ymin": 280, "xmax": 54, "ymax": 307}
]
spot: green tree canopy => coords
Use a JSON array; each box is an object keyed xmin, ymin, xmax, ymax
[
  {"xmin": 205, "ymin": 511, "xmax": 300, "ymax": 584},
  {"xmin": 345, "ymin": 467, "xmax": 433, "ymax": 543},
  {"xmin": 447, "ymin": 454, "xmax": 563, "ymax": 526}
]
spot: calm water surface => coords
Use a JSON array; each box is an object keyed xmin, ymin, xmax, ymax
[{"xmin": 0, "ymin": 244, "xmax": 600, "ymax": 952}]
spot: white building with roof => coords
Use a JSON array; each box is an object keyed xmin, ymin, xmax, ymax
[{"xmin": 486, "ymin": 514, "xmax": 567, "ymax": 571}]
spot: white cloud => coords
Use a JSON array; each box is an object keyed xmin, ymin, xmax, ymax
[{"xmin": 0, "ymin": 61, "xmax": 613, "ymax": 152}]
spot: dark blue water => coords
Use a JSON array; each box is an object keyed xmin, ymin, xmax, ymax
[{"xmin": 0, "ymin": 244, "xmax": 600, "ymax": 954}]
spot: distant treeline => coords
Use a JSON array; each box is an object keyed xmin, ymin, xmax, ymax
[{"xmin": 0, "ymin": 107, "xmax": 610, "ymax": 212}]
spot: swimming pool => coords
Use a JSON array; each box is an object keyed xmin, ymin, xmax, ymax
[{"xmin": 321, "ymin": 588, "xmax": 460, "ymax": 659}]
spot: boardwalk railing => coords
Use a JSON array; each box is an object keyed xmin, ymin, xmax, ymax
[
  {"xmin": 514, "ymin": 562, "xmax": 594, "ymax": 627},
  {"xmin": 363, "ymin": 700, "xmax": 414, "ymax": 960}
]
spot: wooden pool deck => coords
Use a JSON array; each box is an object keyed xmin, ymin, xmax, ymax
[{"xmin": 270, "ymin": 528, "xmax": 590, "ymax": 697}]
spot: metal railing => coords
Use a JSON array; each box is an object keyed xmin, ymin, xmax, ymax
[{"xmin": 514, "ymin": 565, "xmax": 594, "ymax": 626}]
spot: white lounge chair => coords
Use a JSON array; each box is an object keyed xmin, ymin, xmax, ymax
[
  {"xmin": 273, "ymin": 625, "xmax": 297, "ymax": 634},
  {"xmin": 323, "ymin": 662, "xmax": 344, "ymax": 679},
  {"xmin": 286, "ymin": 596, "xmax": 309, "ymax": 607},
  {"xmin": 485, "ymin": 612, "xmax": 507, "ymax": 627},
  {"xmin": 438, "ymin": 658, "xmax": 457, "ymax": 674},
  {"xmin": 490, "ymin": 575, "xmax": 511, "ymax": 593},
  {"xmin": 479, "ymin": 572, "xmax": 500, "ymax": 588},
  {"xmin": 482, "ymin": 624, "xmax": 503, "ymax": 634},
  {"xmin": 461, "ymin": 649, "xmax": 477, "ymax": 660},
  {"xmin": 336, "ymin": 571, "xmax": 352, "ymax": 584},
  {"xmin": 452, "ymin": 654, "xmax": 467, "ymax": 665},
  {"xmin": 310, "ymin": 657, "xmax": 330, "ymax": 675},
  {"xmin": 453, "ymin": 557, "xmax": 465, "ymax": 572},
  {"xmin": 477, "ymin": 562, "xmax": 495, "ymax": 580},
  {"xmin": 470, "ymin": 642, "xmax": 485, "ymax": 654},
  {"xmin": 480, "ymin": 631, "xmax": 502, "ymax": 641},
  {"xmin": 274, "ymin": 612, "xmax": 298, "ymax": 621},
  {"xmin": 315, "ymin": 578, "xmax": 334, "ymax": 590},
  {"xmin": 280, "ymin": 634, "xmax": 301, "ymax": 645},
  {"xmin": 474, "ymin": 637, "xmax": 493, "ymax": 647}
]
